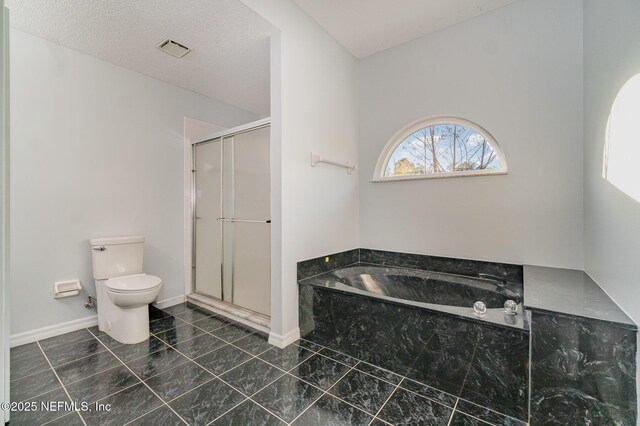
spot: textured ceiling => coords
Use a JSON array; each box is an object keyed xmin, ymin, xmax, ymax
[
  {"xmin": 6, "ymin": 0, "xmax": 277, "ymax": 115},
  {"xmin": 294, "ymin": 0, "xmax": 519, "ymax": 58}
]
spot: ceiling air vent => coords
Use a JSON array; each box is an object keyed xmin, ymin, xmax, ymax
[{"xmin": 157, "ymin": 38, "xmax": 191, "ymax": 58}]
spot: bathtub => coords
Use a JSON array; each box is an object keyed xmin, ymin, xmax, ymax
[
  {"xmin": 301, "ymin": 264, "xmax": 528, "ymax": 330},
  {"xmin": 298, "ymin": 252, "xmax": 531, "ymax": 420}
]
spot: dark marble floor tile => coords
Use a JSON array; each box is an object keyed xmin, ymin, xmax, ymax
[
  {"xmin": 173, "ymin": 333, "xmax": 226, "ymax": 359},
  {"xmin": 370, "ymin": 419, "xmax": 391, "ymax": 426},
  {"xmin": 82, "ymin": 382, "xmax": 163, "ymax": 425},
  {"xmin": 160, "ymin": 302, "xmax": 190, "ymax": 315},
  {"xmin": 195, "ymin": 344, "xmax": 252, "ymax": 375},
  {"xmin": 111, "ymin": 336, "xmax": 168, "ymax": 363},
  {"xmin": 54, "ymin": 350, "xmax": 121, "ymax": 384},
  {"xmin": 87, "ymin": 325, "xmax": 105, "ymax": 336},
  {"xmin": 252, "ymin": 375, "xmax": 324, "ymax": 423},
  {"xmin": 328, "ymin": 369, "xmax": 396, "ymax": 414},
  {"xmin": 290, "ymin": 354, "xmax": 351, "ymax": 390},
  {"xmin": 378, "ymin": 388, "xmax": 453, "ymax": 426},
  {"xmin": 87, "ymin": 325, "xmax": 123, "ymax": 349},
  {"xmin": 9, "ymin": 387, "xmax": 73, "ymax": 425},
  {"xmin": 259, "ymin": 344, "xmax": 314, "ymax": 370},
  {"xmin": 65, "ymin": 365, "xmax": 139, "ymax": 403},
  {"xmin": 356, "ymin": 363, "xmax": 403, "ymax": 385},
  {"xmin": 296, "ymin": 339, "xmax": 324, "ymax": 352},
  {"xmin": 41, "ymin": 336, "xmax": 106, "ymax": 366},
  {"xmin": 145, "ymin": 362, "xmax": 214, "ymax": 401},
  {"xmin": 292, "ymin": 394, "xmax": 373, "ymax": 426},
  {"xmin": 127, "ymin": 405, "xmax": 185, "ymax": 426},
  {"xmin": 192, "ymin": 315, "xmax": 232, "ymax": 333},
  {"xmin": 220, "ymin": 358, "xmax": 285, "ymax": 396},
  {"xmin": 400, "ymin": 379, "xmax": 457, "ymax": 408},
  {"xmin": 169, "ymin": 378, "xmax": 246, "ymax": 425},
  {"xmin": 233, "ymin": 333, "xmax": 274, "ymax": 355},
  {"xmin": 456, "ymin": 399, "xmax": 525, "ymax": 426},
  {"xmin": 211, "ymin": 399, "xmax": 286, "ymax": 425},
  {"xmin": 39, "ymin": 329, "xmax": 95, "ymax": 350},
  {"xmin": 449, "ymin": 411, "xmax": 489, "ymax": 425},
  {"xmin": 149, "ymin": 305, "xmax": 174, "ymax": 321},
  {"xmin": 10, "ymin": 343, "xmax": 51, "ymax": 380},
  {"xmin": 93, "ymin": 331, "xmax": 124, "ymax": 349},
  {"xmin": 42, "ymin": 412, "xmax": 86, "ymax": 426},
  {"xmin": 210, "ymin": 323, "xmax": 256, "ymax": 343},
  {"xmin": 154, "ymin": 322, "xmax": 208, "ymax": 346},
  {"xmin": 319, "ymin": 348, "xmax": 360, "ymax": 367},
  {"xmin": 126, "ymin": 347, "xmax": 190, "ymax": 380},
  {"xmin": 173, "ymin": 306, "xmax": 216, "ymax": 323},
  {"xmin": 10, "ymin": 368, "xmax": 60, "ymax": 401},
  {"xmin": 150, "ymin": 316, "xmax": 185, "ymax": 334}
]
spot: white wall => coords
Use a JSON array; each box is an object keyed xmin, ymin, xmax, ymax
[
  {"xmin": 358, "ymin": 0, "xmax": 584, "ymax": 269},
  {"xmin": 241, "ymin": 0, "xmax": 359, "ymax": 342},
  {"xmin": 583, "ymin": 1, "xmax": 640, "ymax": 324},
  {"xmin": 1, "ymin": 1, "xmax": 10, "ymax": 419},
  {"xmin": 9, "ymin": 30, "xmax": 258, "ymax": 336},
  {"xmin": 582, "ymin": 3, "xmax": 640, "ymax": 414}
]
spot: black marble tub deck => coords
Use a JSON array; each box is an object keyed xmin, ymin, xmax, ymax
[
  {"xmin": 9, "ymin": 303, "xmax": 523, "ymax": 425},
  {"xmin": 524, "ymin": 265, "xmax": 636, "ymax": 326},
  {"xmin": 299, "ymin": 249, "xmax": 639, "ymax": 425},
  {"xmin": 524, "ymin": 265, "xmax": 637, "ymax": 425}
]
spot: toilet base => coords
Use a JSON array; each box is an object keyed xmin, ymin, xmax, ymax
[
  {"xmin": 95, "ymin": 280, "xmax": 152, "ymax": 345},
  {"xmin": 99, "ymin": 304, "xmax": 150, "ymax": 344}
]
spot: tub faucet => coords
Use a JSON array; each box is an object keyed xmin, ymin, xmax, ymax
[{"xmin": 478, "ymin": 273, "xmax": 507, "ymax": 287}]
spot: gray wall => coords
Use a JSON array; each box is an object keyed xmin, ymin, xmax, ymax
[
  {"xmin": 358, "ymin": 0, "xmax": 584, "ymax": 269},
  {"xmin": 9, "ymin": 30, "xmax": 258, "ymax": 336}
]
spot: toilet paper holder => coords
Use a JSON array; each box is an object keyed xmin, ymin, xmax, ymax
[{"xmin": 54, "ymin": 279, "xmax": 82, "ymax": 299}]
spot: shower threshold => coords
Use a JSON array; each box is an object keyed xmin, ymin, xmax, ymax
[{"xmin": 187, "ymin": 293, "xmax": 271, "ymax": 333}]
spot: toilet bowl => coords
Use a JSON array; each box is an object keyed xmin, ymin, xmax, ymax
[
  {"xmin": 106, "ymin": 273, "xmax": 162, "ymax": 307},
  {"xmin": 90, "ymin": 236, "xmax": 162, "ymax": 344}
]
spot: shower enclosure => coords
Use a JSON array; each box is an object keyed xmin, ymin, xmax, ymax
[{"xmin": 190, "ymin": 119, "xmax": 271, "ymax": 320}]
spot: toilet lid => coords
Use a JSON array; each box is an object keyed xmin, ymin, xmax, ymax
[{"xmin": 106, "ymin": 274, "xmax": 162, "ymax": 292}]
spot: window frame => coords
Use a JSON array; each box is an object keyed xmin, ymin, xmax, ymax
[{"xmin": 372, "ymin": 116, "xmax": 508, "ymax": 182}]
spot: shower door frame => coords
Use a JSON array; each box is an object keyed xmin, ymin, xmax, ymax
[{"xmin": 188, "ymin": 117, "xmax": 271, "ymax": 317}]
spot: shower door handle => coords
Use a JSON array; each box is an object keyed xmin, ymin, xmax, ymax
[{"xmin": 217, "ymin": 218, "xmax": 271, "ymax": 224}]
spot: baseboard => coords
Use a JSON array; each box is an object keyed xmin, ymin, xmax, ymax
[
  {"xmin": 10, "ymin": 315, "xmax": 98, "ymax": 348},
  {"xmin": 153, "ymin": 294, "xmax": 186, "ymax": 309},
  {"xmin": 268, "ymin": 327, "xmax": 300, "ymax": 349},
  {"xmin": 9, "ymin": 295, "xmax": 185, "ymax": 348}
]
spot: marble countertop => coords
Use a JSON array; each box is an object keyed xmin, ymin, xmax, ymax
[{"xmin": 523, "ymin": 265, "xmax": 636, "ymax": 328}]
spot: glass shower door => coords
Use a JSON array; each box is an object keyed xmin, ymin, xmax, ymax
[
  {"xmin": 226, "ymin": 127, "xmax": 270, "ymax": 316},
  {"xmin": 192, "ymin": 124, "xmax": 270, "ymax": 317},
  {"xmin": 193, "ymin": 139, "xmax": 223, "ymax": 299}
]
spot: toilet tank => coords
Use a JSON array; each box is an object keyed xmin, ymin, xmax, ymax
[{"xmin": 90, "ymin": 236, "xmax": 145, "ymax": 280}]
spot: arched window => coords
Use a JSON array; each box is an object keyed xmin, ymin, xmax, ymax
[{"xmin": 373, "ymin": 116, "xmax": 507, "ymax": 181}]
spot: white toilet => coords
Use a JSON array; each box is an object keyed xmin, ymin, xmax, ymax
[{"xmin": 90, "ymin": 236, "xmax": 162, "ymax": 344}]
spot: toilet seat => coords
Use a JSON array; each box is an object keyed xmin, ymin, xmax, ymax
[{"xmin": 106, "ymin": 273, "xmax": 162, "ymax": 293}]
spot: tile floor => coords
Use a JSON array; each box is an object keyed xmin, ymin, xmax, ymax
[{"xmin": 9, "ymin": 303, "xmax": 527, "ymax": 425}]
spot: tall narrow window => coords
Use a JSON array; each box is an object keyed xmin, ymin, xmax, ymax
[{"xmin": 374, "ymin": 117, "xmax": 507, "ymax": 181}]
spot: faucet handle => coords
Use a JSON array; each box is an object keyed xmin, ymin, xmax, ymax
[
  {"xmin": 473, "ymin": 301, "xmax": 487, "ymax": 317},
  {"xmin": 504, "ymin": 300, "xmax": 518, "ymax": 315}
]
